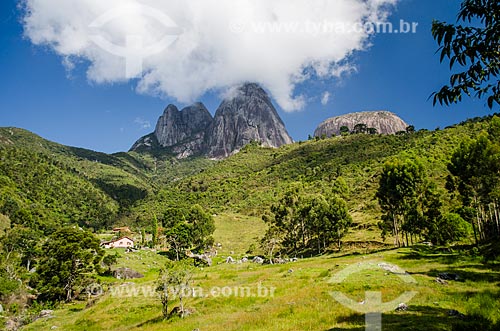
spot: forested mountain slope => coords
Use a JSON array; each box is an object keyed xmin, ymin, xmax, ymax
[
  {"xmin": 1, "ymin": 115, "xmax": 497, "ymax": 232},
  {"xmin": 131, "ymin": 116, "xmax": 497, "ymax": 231}
]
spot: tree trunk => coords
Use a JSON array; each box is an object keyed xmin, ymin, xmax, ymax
[
  {"xmin": 392, "ymin": 214, "xmax": 400, "ymax": 247},
  {"xmin": 478, "ymin": 206, "xmax": 485, "ymax": 240},
  {"xmin": 470, "ymin": 214, "xmax": 479, "ymax": 246},
  {"xmin": 161, "ymin": 294, "xmax": 169, "ymax": 319},
  {"xmin": 300, "ymin": 219, "xmax": 306, "ymax": 247},
  {"xmin": 179, "ymin": 295, "xmax": 185, "ymax": 318},
  {"xmin": 337, "ymin": 229, "xmax": 341, "ymax": 251},
  {"xmin": 473, "ymin": 197, "xmax": 483, "ymax": 242},
  {"xmin": 65, "ymin": 279, "xmax": 73, "ymax": 302},
  {"xmin": 494, "ymin": 201, "xmax": 500, "ymax": 236},
  {"xmin": 269, "ymin": 242, "xmax": 275, "ymax": 263}
]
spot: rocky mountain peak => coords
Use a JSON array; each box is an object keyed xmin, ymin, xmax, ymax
[
  {"xmin": 314, "ymin": 111, "xmax": 409, "ymax": 138},
  {"xmin": 205, "ymin": 83, "xmax": 293, "ymax": 159},
  {"xmin": 154, "ymin": 102, "xmax": 212, "ymax": 148},
  {"xmin": 130, "ymin": 83, "xmax": 293, "ymax": 159},
  {"xmin": 235, "ymin": 82, "xmax": 269, "ymax": 98}
]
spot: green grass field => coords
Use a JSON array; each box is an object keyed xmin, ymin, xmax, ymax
[{"xmin": 24, "ymin": 215, "xmax": 500, "ymax": 331}]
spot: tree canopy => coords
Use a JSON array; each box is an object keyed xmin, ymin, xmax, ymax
[
  {"xmin": 262, "ymin": 184, "xmax": 352, "ymax": 255},
  {"xmin": 32, "ymin": 227, "xmax": 103, "ymax": 302},
  {"xmin": 432, "ymin": 0, "xmax": 500, "ymax": 108}
]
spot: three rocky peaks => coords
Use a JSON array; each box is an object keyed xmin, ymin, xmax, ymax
[
  {"xmin": 131, "ymin": 83, "xmax": 293, "ymax": 159},
  {"xmin": 131, "ymin": 83, "xmax": 409, "ymax": 159}
]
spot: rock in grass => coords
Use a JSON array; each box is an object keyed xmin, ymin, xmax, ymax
[
  {"xmin": 252, "ymin": 256, "xmax": 264, "ymax": 264},
  {"xmin": 5, "ymin": 318, "xmax": 20, "ymax": 331},
  {"xmin": 113, "ymin": 267, "xmax": 144, "ymax": 280},
  {"xmin": 448, "ymin": 310, "xmax": 465, "ymax": 319},
  {"xmin": 435, "ymin": 277, "xmax": 448, "ymax": 285},
  {"xmin": 169, "ymin": 306, "xmax": 196, "ymax": 318},
  {"xmin": 39, "ymin": 310, "xmax": 54, "ymax": 318},
  {"xmin": 395, "ymin": 303, "xmax": 408, "ymax": 311},
  {"xmin": 438, "ymin": 272, "xmax": 460, "ymax": 281},
  {"xmin": 378, "ymin": 262, "xmax": 407, "ymax": 275}
]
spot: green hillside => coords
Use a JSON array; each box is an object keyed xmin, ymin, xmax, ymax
[
  {"xmin": 1, "ymin": 116, "xmax": 494, "ymax": 235},
  {"xmin": 0, "ymin": 128, "xmax": 214, "ymax": 230},
  {"xmin": 130, "ymin": 117, "xmax": 493, "ymax": 238},
  {"xmin": 1, "ymin": 115, "xmax": 500, "ymax": 330}
]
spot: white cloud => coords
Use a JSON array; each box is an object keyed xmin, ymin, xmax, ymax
[
  {"xmin": 22, "ymin": 0, "xmax": 397, "ymax": 111},
  {"xmin": 134, "ymin": 117, "xmax": 151, "ymax": 130},
  {"xmin": 321, "ymin": 91, "xmax": 331, "ymax": 106}
]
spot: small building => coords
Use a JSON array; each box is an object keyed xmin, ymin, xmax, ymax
[
  {"xmin": 101, "ymin": 237, "xmax": 134, "ymax": 249},
  {"xmin": 112, "ymin": 226, "xmax": 131, "ymax": 233}
]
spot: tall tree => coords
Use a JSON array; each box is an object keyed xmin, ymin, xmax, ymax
[
  {"xmin": 156, "ymin": 263, "xmax": 194, "ymax": 319},
  {"xmin": 32, "ymin": 227, "xmax": 103, "ymax": 302},
  {"xmin": 377, "ymin": 159, "xmax": 426, "ymax": 247},
  {"xmin": 447, "ymin": 132, "xmax": 500, "ymax": 242},
  {"xmin": 151, "ymin": 213, "xmax": 159, "ymax": 248},
  {"xmin": 187, "ymin": 204, "xmax": 215, "ymax": 250},
  {"xmin": 269, "ymin": 184, "xmax": 304, "ymax": 250},
  {"xmin": 432, "ymin": 0, "xmax": 500, "ymax": 108},
  {"xmin": 2, "ymin": 226, "xmax": 42, "ymax": 271},
  {"xmin": 264, "ymin": 186, "xmax": 352, "ymax": 254},
  {"xmin": 353, "ymin": 123, "xmax": 368, "ymax": 134},
  {"xmin": 427, "ymin": 213, "xmax": 471, "ymax": 245},
  {"xmin": 301, "ymin": 194, "xmax": 352, "ymax": 253},
  {"xmin": 340, "ymin": 126, "xmax": 350, "ymax": 136}
]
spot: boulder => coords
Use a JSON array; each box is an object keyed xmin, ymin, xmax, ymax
[
  {"xmin": 438, "ymin": 272, "xmax": 460, "ymax": 281},
  {"xmin": 252, "ymin": 256, "xmax": 264, "ymax": 264},
  {"xmin": 113, "ymin": 267, "xmax": 144, "ymax": 280},
  {"xmin": 395, "ymin": 303, "xmax": 408, "ymax": 311},
  {"xmin": 314, "ymin": 111, "xmax": 409, "ymax": 138}
]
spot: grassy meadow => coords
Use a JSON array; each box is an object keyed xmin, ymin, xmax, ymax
[{"xmin": 24, "ymin": 215, "xmax": 500, "ymax": 331}]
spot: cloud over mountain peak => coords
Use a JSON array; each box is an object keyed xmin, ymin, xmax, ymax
[{"xmin": 22, "ymin": 0, "xmax": 397, "ymax": 111}]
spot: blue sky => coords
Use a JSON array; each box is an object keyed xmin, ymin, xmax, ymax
[{"xmin": 0, "ymin": 0, "xmax": 495, "ymax": 153}]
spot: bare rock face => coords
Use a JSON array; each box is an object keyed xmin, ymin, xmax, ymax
[
  {"xmin": 130, "ymin": 103, "xmax": 212, "ymax": 157},
  {"xmin": 130, "ymin": 83, "xmax": 293, "ymax": 159},
  {"xmin": 314, "ymin": 111, "xmax": 409, "ymax": 137},
  {"xmin": 154, "ymin": 103, "xmax": 213, "ymax": 147},
  {"xmin": 205, "ymin": 83, "xmax": 293, "ymax": 159}
]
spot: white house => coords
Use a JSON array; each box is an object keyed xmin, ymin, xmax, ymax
[{"xmin": 101, "ymin": 237, "xmax": 134, "ymax": 249}]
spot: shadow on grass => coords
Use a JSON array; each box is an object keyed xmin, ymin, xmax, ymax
[
  {"xmin": 328, "ymin": 247, "xmax": 399, "ymax": 260},
  {"xmin": 399, "ymin": 246, "xmax": 500, "ymax": 283},
  {"xmin": 420, "ymin": 267, "xmax": 500, "ymax": 283},
  {"xmin": 398, "ymin": 245, "xmax": 463, "ymax": 264},
  {"xmin": 325, "ymin": 305, "xmax": 498, "ymax": 331},
  {"xmin": 135, "ymin": 315, "xmax": 164, "ymax": 328}
]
